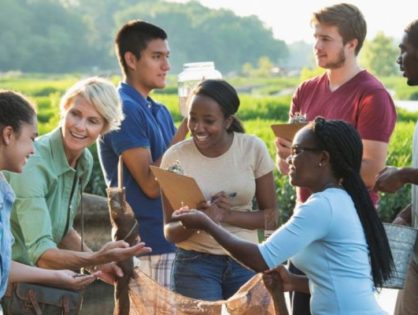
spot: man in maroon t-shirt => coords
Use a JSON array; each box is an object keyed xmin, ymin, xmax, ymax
[{"xmin": 275, "ymin": 3, "xmax": 396, "ymax": 315}]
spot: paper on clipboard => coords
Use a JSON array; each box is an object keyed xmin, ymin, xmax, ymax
[
  {"xmin": 150, "ymin": 165, "xmax": 206, "ymax": 210},
  {"xmin": 270, "ymin": 123, "xmax": 307, "ymax": 141}
]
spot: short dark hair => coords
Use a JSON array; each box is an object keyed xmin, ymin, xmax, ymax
[
  {"xmin": 0, "ymin": 90, "xmax": 36, "ymax": 134},
  {"xmin": 405, "ymin": 19, "xmax": 418, "ymax": 48},
  {"xmin": 115, "ymin": 20, "xmax": 167, "ymax": 77},
  {"xmin": 312, "ymin": 3, "xmax": 367, "ymax": 55}
]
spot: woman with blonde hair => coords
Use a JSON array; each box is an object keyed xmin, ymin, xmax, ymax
[{"xmin": 6, "ymin": 77, "xmax": 151, "ymax": 286}]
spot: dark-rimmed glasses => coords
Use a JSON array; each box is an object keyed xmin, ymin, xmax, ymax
[{"xmin": 290, "ymin": 146, "xmax": 322, "ymax": 157}]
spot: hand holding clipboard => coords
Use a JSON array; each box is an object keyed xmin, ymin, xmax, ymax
[{"xmin": 150, "ymin": 165, "xmax": 206, "ymax": 210}]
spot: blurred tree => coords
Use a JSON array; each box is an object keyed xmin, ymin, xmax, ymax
[
  {"xmin": 115, "ymin": 0, "xmax": 288, "ymax": 73},
  {"xmin": 242, "ymin": 62, "xmax": 255, "ymax": 77},
  {"xmin": 360, "ymin": 32, "xmax": 398, "ymax": 77},
  {"xmin": 0, "ymin": 0, "xmax": 289, "ymax": 74}
]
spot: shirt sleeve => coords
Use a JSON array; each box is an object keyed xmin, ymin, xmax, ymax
[
  {"xmin": 8, "ymin": 161, "xmax": 57, "ymax": 264},
  {"xmin": 258, "ymin": 193, "xmax": 333, "ymax": 269},
  {"xmin": 252, "ymin": 136, "xmax": 275, "ymax": 178},
  {"xmin": 357, "ymin": 89, "xmax": 396, "ymax": 142},
  {"xmin": 160, "ymin": 145, "xmax": 181, "ymax": 170},
  {"xmin": 108, "ymin": 100, "xmax": 150, "ymax": 155}
]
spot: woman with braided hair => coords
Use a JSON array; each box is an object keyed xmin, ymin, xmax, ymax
[{"xmin": 172, "ymin": 117, "xmax": 393, "ymax": 314}]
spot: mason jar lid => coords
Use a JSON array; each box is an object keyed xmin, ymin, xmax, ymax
[
  {"xmin": 178, "ymin": 61, "xmax": 222, "ymax": 82},
  {"xmin": 183, "ymin": 61, "xmax": 215, "ymax": 69}
]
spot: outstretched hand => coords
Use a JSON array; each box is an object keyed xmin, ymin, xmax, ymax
[
  {"xmin": 95, "ymin": 241, "xmax": 152, "ymax": 265},
  {"xmin": 172, "ymin": 208, "xmax": 211, "ymax": 230},
  {"xmin": 54, "ymin": 269, "xmax": 100, "ymax": 291}
]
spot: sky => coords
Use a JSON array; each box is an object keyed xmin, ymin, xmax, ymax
[{"xmin": 167, "ymin": 0, "xmax": 417, "ymax": 44}]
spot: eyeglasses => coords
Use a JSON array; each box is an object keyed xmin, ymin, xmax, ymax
[{"xmin": 290, "ymin": 146, "xmax": 322, "ymax": 157}]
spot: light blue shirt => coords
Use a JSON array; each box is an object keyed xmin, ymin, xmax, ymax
[
  {"xmin": 0, "ymin": 172, "xmax": 15, "ymax": 298},
  {"xmin": 258, "ymin": 188, "xmax": 385, "ymax": 315}
]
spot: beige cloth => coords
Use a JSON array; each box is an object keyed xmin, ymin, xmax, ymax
[
  {"xmin": 128, "ymin": 268, "xmax": 277, "ymax": 315},
  {"xmin": 161, "ymin": 133, "xmax": 274, "ymax": 255}
]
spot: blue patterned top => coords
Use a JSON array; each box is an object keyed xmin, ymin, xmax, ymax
[{"xmin": 0, "ymin": 172, "xmax": 15, "ymax": 298}]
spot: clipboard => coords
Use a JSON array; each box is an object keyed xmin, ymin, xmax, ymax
[
  {"xmin": 270, "ymin": 123, "xmax": 307, "ymax": 141},
  {"xmin": 150, "ymin": 165, "xmax": 206, "ymax": 210}
]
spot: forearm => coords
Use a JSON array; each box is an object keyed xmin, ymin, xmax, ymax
[
  {"xmin": 58, "ymin": 228, "xmax": 91, "ymax": 252},
  {"xmin": 170, "ymin": 118, "xmax": 188, "ymax": 146},
  {"xmin": 398, "ymin": 168, "xmax": 418, "ymax": 185},
  {"xmin": 204, "ymin": 219, "xmax": 269, "ymax": 272},
  {"xmin": 291, "ymin": 273, "xmax": 310, "ymax": 294},
  {"xmin": 9, "ymin": 261, "xmax": 61, "ymax": 284},
  {"xmin": 222, "ymin": 209, "xmax": 278, "ymax": 230},
  {"xmin": 277, "ymin": 157, "xmax": 289, "ymax": 175},
  {"xmin": 122, "ymin": 148, "xmax": 161, "ymax": 198},
  {"xmin": 361, "ymin": 140, "xmax": 388, "ymax": 188},
  {"xmin": 36, "ymin": 248, "xmax": 97, "ymax": 270},
  {"xmin": 361, "ymin": 158, "xmax": 384, "ymax": 189},
  {"xmin": 164, "ymin": 222, "xmax": 196, "ymax": 243}
]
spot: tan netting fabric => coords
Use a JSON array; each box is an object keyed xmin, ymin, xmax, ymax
[{"xmin": 128, "ymin": 268, "xmax": 278, "ymax": 315}]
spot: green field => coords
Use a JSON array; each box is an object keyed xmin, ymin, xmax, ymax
[{"xmin": 2, "ymin": 73, "xmax": 417, "ymax": 223}]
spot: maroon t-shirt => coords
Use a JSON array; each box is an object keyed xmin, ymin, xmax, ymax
[{"xmin": 290, "ymin": 70, "xmax": 396, "ymax": 203}]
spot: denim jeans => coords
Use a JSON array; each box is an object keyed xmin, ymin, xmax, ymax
[{"xmin": 171, "ymin": 248, "xmax": 255, "ymax": 301}]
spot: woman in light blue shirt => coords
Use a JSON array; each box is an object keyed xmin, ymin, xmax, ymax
[
  {"xmin": 0, "ymin": 91, "xmax": 98, "ymax": 309},
  {"xmin": 172, "ymin": 117, "xmax": 394, "ymax": 315}
]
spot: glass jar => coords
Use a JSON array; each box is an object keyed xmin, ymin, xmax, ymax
[{"xmin": 177, "ymin": 61, "xmax": 222, "ymax": 116}]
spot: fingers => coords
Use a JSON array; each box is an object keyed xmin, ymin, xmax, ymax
[
  {"xmin": 111, "ymin": 263, "xmax": 124, "ymax": 278},
  {"xmin": 74, "ymin": 274, "xmax": 97, "ymax": 288},
  {"xmin": 211, "ymin": 191, "xmax": 227, "ymax": 201},
  {"xmin": 129, "ymin": 243, "xmax": 152, "ymax": 256},
  {"xmin": 172, "ymin": 208, "xmax": 194, "ymax": 217},
  {"xmin": 275, "ymin": 137, "xmax": 291, "ymax": 159},
  {"xmin": 102, "ymin": 240, "xmax": 130, "ymax": 250}
]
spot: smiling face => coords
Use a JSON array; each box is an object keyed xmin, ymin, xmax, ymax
[
  {"xmin": 1, "ymin": 116, "xmax": 38, "ymax": 173},
  {"xmin": 313, "ymin": 23, "xmax": 353, "ymax": 69},
  {"xmin": 187, "ymin": 94, "xmax": 233, "ymax": 157},
  {"xmin": 397, "ymin": 32, "xmax": 418, "ymax": 86},
  {"xmin": 61, "ymin": 95, "xmax": 105, "ymax": 165},
  {"xmin": 126, "ymin": 38, "xmax": 170, "ymax": 96}
]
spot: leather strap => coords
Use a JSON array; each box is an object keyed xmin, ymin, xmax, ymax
[
  {"xmin": 28, "ymin": 289, "xmax": 42, "ymax": 315},
  {"xmin": 118, "ymin": 155, "xmax": 123, "ymax": 190},
  {"xmin": 62, "ymin": 296, "xmax": 70, "ymax": 315}
]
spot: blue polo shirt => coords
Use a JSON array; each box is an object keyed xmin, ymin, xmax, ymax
[{"xmin": 98, "ymin": 83, "xmax": 176, "ymax": 255}]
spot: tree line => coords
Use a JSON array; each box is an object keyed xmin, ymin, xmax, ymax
[{"xmin": 0, "ymin": 0, "xmax": 399, "ymax": 76}]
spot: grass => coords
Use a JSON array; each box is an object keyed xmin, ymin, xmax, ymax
[{"xmin": 3, "ymin": 74, "xmax": 418, "ymax": 222}]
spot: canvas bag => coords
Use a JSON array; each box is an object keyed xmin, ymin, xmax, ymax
[
  {"xmin": 2, "ymin": 171, "xmax": 84, "ymax": 315},
  {"xmin": 3, "ymin": 282, "xmax": 83, "ymax": 315}
]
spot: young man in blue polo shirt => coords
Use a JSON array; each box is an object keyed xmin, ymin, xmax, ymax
[{"xmin": 98, "ymin": 20, "xmax": 187, "ymax": 288}]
